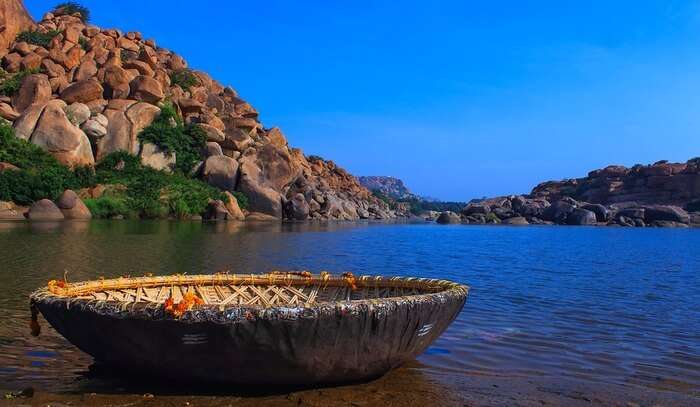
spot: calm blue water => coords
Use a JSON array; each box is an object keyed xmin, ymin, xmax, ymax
[{"xmin": 0, "ymin": 221, "xmax": 698, "ymax": 396}]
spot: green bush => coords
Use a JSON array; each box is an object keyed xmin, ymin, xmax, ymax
[
  {"xmin": 0, "ymin": 68, "xmax": 42, "ymax": 96},
  {"xmin": 84, "ymin": 196, "xmax": 130, "ymax": 219},
  {"xmin": 164, "ymin": 176, "xmax": 224, "ymax": 218},
  {"xmin": 0, "ymin": 121, "xmax": 92, "ymax": 204},
  {"xmin": 95, "ymin": 151, "xmax": 224, "ymax": 219},
  {"xmin": 78, "ymin": 36, "xmax": 90, "ymax": 51},
  {"xmin": 0, "ymin": 120, "xmax": 224, "ymax": 218},
  {"xmin": 54, "ymin": 2, "xmax": 90, "ymax": 22},
  {"xmin": 137, "ymin": 103, "xmax": 206, "ymax": 174},
  {"xmin": 120, "ymin": 49, "xmax": 135, "ymax": 63},
  {"xmin": 169, "ymin": 69, "xmax": 199, "ymax": 91},
  {"xmin": 15, "ymin": 30, "xmax": 61, "ymax": 48}
]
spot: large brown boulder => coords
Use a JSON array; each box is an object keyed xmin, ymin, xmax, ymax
[
  {"xmin": 436, "ymin": 211, "xmax": 461, "ymax": 224},
  {"xmin": 102, "ymin": 65, "xmax": 132, "ymax": 98},
  {"xmin": 60, "ymin": 80, "xmax": 104, "ymax": 104},
  {"xmin": 238, "ymin": 156, "xmax": 283, "ymax": 218},
  {"xmin": 267, "ymin": 127, "xmax": 287, "ymax": 147},
  {"xmin": 202, "ymin": 155, "xmax": 239, "ymax": 191},
  {"xmin": 97, "ymin": 101, "xmax": 159, "ymax": 160},
  {"xmin": 12, "ymin": 102, "xmax": 44, "ymax": 140},
  {"xmin": 126, "ymin": 102, "xmax": 160, "ymax": 141},
  {"xmin": 74, "ymin": 59, "xmax": 98, "ymax": 82},
  {"xmin": 643, "ymin": 205, "xmax": 690, "ymax": 224},
  {"xmin": 129, "ymin": 75, "xmax": 164, "ymax": 104},
  {"xmin": 199, "ymin": 123, "xmax": 225, "ymax": 143},
  {"xmin": 98, "ymin": 102, "xmax": 134, "ymax": 159},
  {"xmin": 29, "ymin": 100, "xmax": 95, "ymax": 167},
  {"xmin": 223, "ymin": 191, "xmax": 245, "ymax": 221},
  {"xmin": 566, "ymin": 208, "xmax": 597, "ymax": 225},
  {"xmin": 27, "ymin": 199, "xmax": 64, "ymax": 221},
  {"xmin": 285, "ymin": 193, "xmax": 310, "ymax": 220},
  {"xmin": 0, "ymin": 201, "xmax": 25, "ymax": 220},
  {"xmin": 12, "ymin": 73, "xmax": 51, "ymax": 113},
  {"xmin": 140, "ymin": 142, "xmax": 175, "ymax": 172},
  {"xmin": 0, "ymin": 0, "xmax": 34, "ymax": 51},
  {"xmin": 56, "ymin": 189, "xmax": 92, "ymax": 219},
  {"xmin": 0, "ymin": 102, "xmax": 19, "ymax": 120},
  {"xmin": 254, "ymin": 144, "xmax": 301, "ymax": 191}
]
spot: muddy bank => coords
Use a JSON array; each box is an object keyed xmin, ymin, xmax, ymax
[{"xmin": 2, "ymin": 364, "xmax": 698, "ymax": 407}]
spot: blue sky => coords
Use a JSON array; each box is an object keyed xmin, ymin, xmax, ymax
[{"xmin": 25, "ymin": 1, "xmax": 700, "ymax": 200}]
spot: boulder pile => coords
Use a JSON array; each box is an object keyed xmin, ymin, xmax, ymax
[
  {"xmin": 433, "ymin": 195, "xmax": 696, "ymax": 227},
  {"xmin": 0, "ymin": 2, "xmax": 400, "ymax": 221},
  {"xmin": 531, "ymin": 159, "xmax": 700, "ymax": 208},
  {"xmin": 433, "ymin": 159, "xmax": 700, "ymax": 228}
]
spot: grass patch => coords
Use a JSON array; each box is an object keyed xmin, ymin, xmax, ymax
[
  {"xmin": 15, "ymin": 30, "xmax": 61, "ymax": 48},
  {"xmin": 137, "ymin": 102, "xmax": 206, "ymax": 174},
  {"xmin": 0, "ymin": 68, "xmax": 42, "ymax": 96},
  {"xmin": 94, "ymin": 151, "xmax": 225, "ymax": 219},
  {"xmin": 83, "ymin": 196, "xmax": 130, "ymax": 219},
  {"xmin": 169, "ymin": 69, "xmax": 199, "ymax": 91},
  {"xmin": 54, "ymin": 2, "xmax": 90, "ymax": 21}
]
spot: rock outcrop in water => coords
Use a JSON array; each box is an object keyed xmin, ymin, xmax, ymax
[
  {"xmin": 0, "ymin": 2, "xmax": 400, "ymax": 221},
  {"xmin": 436, "ymin": 159, "xmax": 700, "ymax": 227}
]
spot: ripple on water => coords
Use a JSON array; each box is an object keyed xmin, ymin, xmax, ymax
[{"xmin": 0, "ymin": 221, "xmax": 699, "ymax": 396}]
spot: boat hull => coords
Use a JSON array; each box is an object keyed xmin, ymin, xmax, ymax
[{"xmin": 34, "ymin": 289, "xmax": 466, "ymax": 385}]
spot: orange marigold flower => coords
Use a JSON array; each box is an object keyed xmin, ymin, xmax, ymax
[
  {"xmin": 342, "ymin": 272, "xmax": 358, "ymax": 291},
  {"xmin": 164, "ymin": 293, "xmax": 204, "ymax": 318}
]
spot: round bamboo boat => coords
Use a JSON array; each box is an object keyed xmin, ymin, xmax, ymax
[{"xmin": 30, "ymin": 272, "xmax": 468, "ymax": 385}]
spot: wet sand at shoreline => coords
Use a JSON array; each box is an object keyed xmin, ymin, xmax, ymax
[{"xmin": 2, "ymin": 363, "xmax": 697, "ymax": 407}]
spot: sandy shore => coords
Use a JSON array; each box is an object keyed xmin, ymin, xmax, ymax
[{"xmin": 2, "ymin": 363, "xmax": 698, "ymax": 407}]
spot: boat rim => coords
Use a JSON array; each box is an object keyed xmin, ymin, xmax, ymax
[{"xmin": 29, "ymin": 272, "xmax": 470, "ymax": 315}]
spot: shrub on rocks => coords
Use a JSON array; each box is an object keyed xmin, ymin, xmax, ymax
[
  {"xmin": 169, "ymin": 69, "xmax": 199, "ymax": 92},
  {"xmin": 0, "ymin": 68, "xmax": 42, "ymax": 96},
  {"xmin": 137, "ymin": 102, "xmax": 206, "ymax": 174},
  {"xmin": 53, "ymin": 2, "xmax": 90, "ymax": 22},
  {"xmin": 94, "ymin": 151, "xmax": 225, "ymax": 219},
  {"xmin": 15, "ymin": 30, "xmax": 60, "ymax": 48},
  {"xmin": 0, "ymin": 121, "xmax": 92, "ymax": 204},
  {"xmin": 83, "ymin": 196, "xmax": 130, "ymax": 219}
]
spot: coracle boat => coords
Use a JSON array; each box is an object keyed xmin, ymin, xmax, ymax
[{"xmin": 30, "ymin": 272, "xmax": 468, "ymax": 385}]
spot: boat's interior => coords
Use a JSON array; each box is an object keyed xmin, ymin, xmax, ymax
[{"xmin": 43, "ymin": 272, "xmax": 456, "ymax": 308}]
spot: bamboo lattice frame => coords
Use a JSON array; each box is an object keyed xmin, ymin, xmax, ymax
[{"xmin": 34, "ymin": 272, "xmax": 468, "ymax": 310}]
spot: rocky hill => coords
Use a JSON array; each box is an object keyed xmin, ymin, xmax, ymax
[
  {"xmin": 357, "ymin": 176, "xmax": 420, "ymax": 201},
  {"xmin": 435, "ymin": 158, "xmax": 700, "ymax": 227},
  {"xmin": 530, "ymin": 159, "xmax": 700, "ymax": 207},
  {"xmin": 0, "ymin": 1, "xmax": 400, "ymax": 221}
]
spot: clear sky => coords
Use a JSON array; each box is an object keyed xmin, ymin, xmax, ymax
[{"xmin": 25, "ymin": 1, "xmax": 700, "ymax": 201}]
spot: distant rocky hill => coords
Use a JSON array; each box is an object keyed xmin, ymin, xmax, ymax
[
  {"xmin": 0, "ymin": 1, "xmax": 401, "ymax": 221},
  {"xmin": 530, "ymin": 159, "xmax": 700, "ymax": 207},
  {"xmin": 435, "ymin": 158, "xmax": 700, "ymax": 227},
  {"xmin": 357, "ymin": 176, "xmax": 420, "ymax": 201}
]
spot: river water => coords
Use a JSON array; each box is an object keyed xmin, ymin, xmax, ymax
[{"xmin": 0, "ymin": 221, "xmax": 698, "ymax": 402}]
